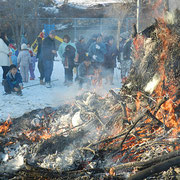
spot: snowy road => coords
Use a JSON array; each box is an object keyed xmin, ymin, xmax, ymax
[{"xmin": 0, "ymin": 61, "xmax": 121, "ymax": 122}]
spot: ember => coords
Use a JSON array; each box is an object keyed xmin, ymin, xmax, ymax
[
  {"xmin": 0, "ymin": 8, "xmax": 180, "ymax": 180},
  {"xmin": 0, "ymin": 118, "xmax": 12, "ymax": 135}
]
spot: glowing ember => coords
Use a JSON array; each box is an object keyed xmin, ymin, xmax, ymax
[{"xmin": 0, "ymin": 119, "xmax": 12, "ymax": 135}]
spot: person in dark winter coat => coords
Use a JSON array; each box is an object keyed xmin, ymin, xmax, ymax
[
  {"xmin": 86, "ymin": 34, "xmax": 97, "ymax": 51},
  {"xmin": 63, "ymin": 44, "xmax": 76, "ymax": 86},
  {"xmin": 58, "ymin": 35, "xmax": 77, "ymax": 86},
  {"xmin": 4, "ymin": 64, "xmax": 23, "ymax": 95},
  {"xmin": 78, "ymin": 56, "xmax": 93, "ymax": 89},
  {"xmin": 88, "ymin": 34, "xmax": 106, "ymax": 85},
  {"xmin": 104, "ymin": 36, "xmax": 118, "ymax": 85},
  {"xmin": 41, "ymin": 30, "xmax": 56, "ymax": 88},
  {"xmin": 88, "ymin": 34, "xmax": 106, "ymax": 64},
  {"xmin": 121, "ymin": 37, "xmax": 133, "ymax": 82},
  {"xmin": 75, "ymin": 36, "xmax": 87, "ymax": 81},
  {"xmin": 36, "ymin": 37, "xmax": 45, "ymax": 84}
]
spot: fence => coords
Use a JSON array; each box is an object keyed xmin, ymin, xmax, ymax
[
  {"xmin": 40, "ymin": 17, "xmax": 136, "ymax": 40},
  {"xmin": 0, "ymin": 17, "xmax": 136, "ymax": 46}
]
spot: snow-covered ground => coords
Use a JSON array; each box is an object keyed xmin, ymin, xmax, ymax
[
  {"xmin": 0, "ymin": 62, "xmax": 122, "ymax": 122},
  {"xmin": 54, "ymin": 0, "xmax": 132, "ymax": 9}
]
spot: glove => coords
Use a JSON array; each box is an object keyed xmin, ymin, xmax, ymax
[
  {"xmin": 93, "ymin": 55, "xmax": 97, "ymax": 60},
  {"xmin": 96, "ymin": 44, "xmax": 100, "ymax": 49}
]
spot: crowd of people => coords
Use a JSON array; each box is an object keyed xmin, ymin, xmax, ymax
[{"xmin": 0, "ymin": 30, "xmax": 132, "ymax": 96}]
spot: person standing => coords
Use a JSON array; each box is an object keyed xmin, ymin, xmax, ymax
[
  {"xmin": 27, "ymin": 44, "xmax": 37, "ymax": 80},
  {"xmin": 21, "ymin": 32, "xmax": 28, "ymax": 45},
  {"xmin": 17, "ymin": 43, "xmax": 31, "ymax": 83},
  {"xmin": 75, "ymin": 36, "xmax": 87, "ymax": 81},
  {"xmin": 62, "ymin": 45, "xmax": 76, "ymax": 86},
  {"xmin": 86, "ymin": 34, "xmax": 97, "ymax": 51},
  {"xmin": 41, "ymin": 30, "xmax": 56, "ymax": 88},
  {"xmin": 58, "ymin": 35, "xmax": 77, "ymax": 86},
  {"xmin": 88, "ymin": 34, "xmax": 106, "ymax": 85},
  {"xmin": 121, "ymin": 37, "xmax": 133, "ymax": 83},
  {"xmin": 0, "ymin": 32, "xmax": 11, "ymax": 85},
  {"xmin": 36, "ymin": 37, "xmax": 45, "ymax": 84},
  {"xmin": 104, "ymin": 36, "xmax": 118, "ymax": 85}
]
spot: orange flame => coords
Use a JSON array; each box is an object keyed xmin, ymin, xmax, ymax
[{"xmin": 0, "ymin": 119, "xmax": 12, "ymax": 135}]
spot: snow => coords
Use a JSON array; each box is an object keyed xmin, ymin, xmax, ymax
[
  {"xmin": 0, "ymin": 61, "xmax": 122, "ymax": 122},
  {"xmin": 55, "ymin": 23, "xmax": 72, "ymax": 30},
  {"xmin": 54, "ymin": 0, "xmax": 132, "ymax": 9},
  {"xmin": 43, "ymin": 6, "xmax": 59, "ymax": 14}
]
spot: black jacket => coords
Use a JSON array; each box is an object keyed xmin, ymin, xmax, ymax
[
  {"xmin": 76, "ymin": 41, "xmax": 87, "ymax": 64},
  {"xmin": 104, "ymin": 43, "xmax": 118, "ymax": 69},
  {"xmin": 63, "ymin": 45, "xmax": 76, "ymax": 68},
  {"xmin": 123, "ymin": 39, "xmax": 132, "ymax": 60},
  {"xmin": 41, "ymin": 36, "xmax": 55, "ymax": 61}
]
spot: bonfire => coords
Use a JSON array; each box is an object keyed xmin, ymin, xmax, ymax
[{"xmin": 0, "ymin": 9, "xmax": 180, "ymax": 180}]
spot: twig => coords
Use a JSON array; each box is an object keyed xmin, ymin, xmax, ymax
[
  {"xmin": 120, "ymin": 109, "xmax": 148, "ymax": 149},
  {"xmin": 146, "ymin": 110, "xmax": 170, "ymax": 130},
  {"xmin": 79, "ymin": 147, "xmax": 95, "ymax": 155}
]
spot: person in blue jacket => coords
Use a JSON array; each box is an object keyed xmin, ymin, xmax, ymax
[
  {"xmin": 4, "ymin": 64, "xmax": 23, "ymax": 95},
  {"xmin": 88, "ymin": 34, "xmax": 106, "ymax": 85},
  {"xmin": 41, "ymin": 30, "xmax": 57, "ymax": 88},
  {"xmin": 104, "ymin": 36, "xmax": 118, "ymax": 85},
  {"xmin": 88, "ymin": 34, "xmax": 107, "ymax": 65}
]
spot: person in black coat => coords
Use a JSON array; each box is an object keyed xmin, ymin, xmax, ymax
[
  {"xmin": 86, "ymin": 34, "xmax": 97, "ymax": 51},
  {"xmin": 121, "ymin": 37, "xmax": 133, "ymax": 82},
  {"xmin": 37, "ymin": 37, "xmax": 44, "ymax": 84},
  {"xmin": 63, "ymin": 44, "xmax": 76, "ymax": 86},
  {"xmin": 75, "ymin": 36, "xmax": 87, "ymax": 81},
  {"xmin": 104, "ymin": 36, "xmax": 118, "ymax": 85},
  {"xmin": 41, "ymin": 30, "xmax": 56, "ymax": 88}
]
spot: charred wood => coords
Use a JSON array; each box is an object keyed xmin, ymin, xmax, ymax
[{"xmin": 128, "ymin": 155, "xmax": 180, "ymax": 180}]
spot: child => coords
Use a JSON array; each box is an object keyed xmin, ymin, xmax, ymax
[
  {"xmin": 4, "ymin": 64, "xmax": 23, "ymax": 96},
  {"xmin": 27, "ymin": 44, "xmax": 37, "ymax": 80},
  {"xmin": 17, "ymin": 43, "xmax": 31, "ymax": 82},
  {"xmin": 63, "ymin": 44, "xmax": 76, "ymax": 86},
  {"xmin": 9, "ymin": 44, "xmax": 18, "ymax": 66}
]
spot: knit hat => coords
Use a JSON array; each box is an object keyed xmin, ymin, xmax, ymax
[{"xmin": 21, "ymin": 43, "xmax": 28, "ymax": 50}]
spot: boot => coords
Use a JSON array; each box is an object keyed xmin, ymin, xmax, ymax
[
  {"xmin": 40, "ymin": 80, "xmax": 45, "ymax": 85},
  {"xmin": 46, "ymin": 82, "xmax": 52, "ymax": 88}
]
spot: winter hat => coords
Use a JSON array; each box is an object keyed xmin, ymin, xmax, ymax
[
  {"xmin": 9, "ymin": 64, "xmax": 17, "ymax": 70},
  {"xmin": 21, "ymin": 43, "xmax": 28, "ymax": 50}
]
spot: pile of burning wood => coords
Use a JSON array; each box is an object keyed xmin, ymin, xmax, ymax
[{"xmin": 0, "ymin": 10, "xmax": 180, "ymax": 180}]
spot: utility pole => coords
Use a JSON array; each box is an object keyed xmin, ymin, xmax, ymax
[
  {"xmin": 21, "ymin": 0, "xmax": 25, "ymax": 35},
  {"xmin": 137, "ymin": 0, "xmax": 140, "ymax": 33}
]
